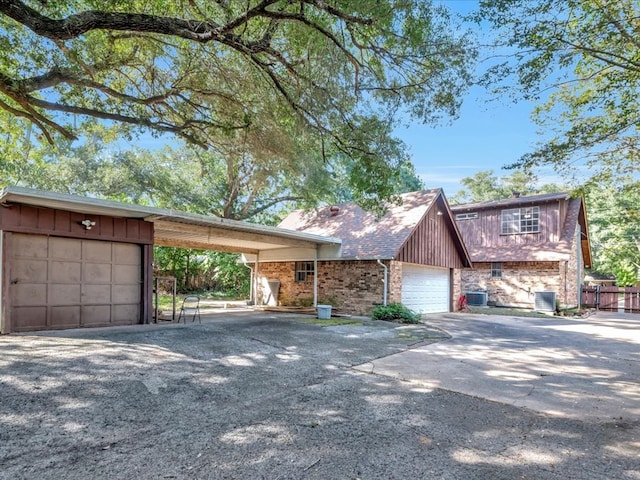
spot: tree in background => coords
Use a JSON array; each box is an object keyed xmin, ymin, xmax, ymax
[
  {"xmin": 477, "ymin": 0, "xmax": 640, "ymax": 188},
  {"xmin": 449, "ymin": 170, "xmax": 565, "ymax": 204},
  {"xmin": 0, "ymin": 0, "xmax": 475, "ymax": 207},
  {"xmin": 585, "ymin": 181, "xmax": 640, "ymax": 286}
]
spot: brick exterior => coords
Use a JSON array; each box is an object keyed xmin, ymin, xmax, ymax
[
  {"xmin": 257, "ymin": 260, "xmax": 388, "ymax": 316},
  {"xmin": 460, "ymin": 260, "xmax": 578, "ymax": 309}
]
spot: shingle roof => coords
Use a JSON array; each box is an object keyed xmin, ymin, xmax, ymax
[
  {"xmin": 451, "ymin": 192, "xmax": 569, "ymax": 212},
  {"xmin": 278, "ymin": 190, "xmax": 442, "ymax": 260}
]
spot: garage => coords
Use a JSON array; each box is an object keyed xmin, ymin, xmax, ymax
[
  {"xmin": 0, "ymin": 186, "xmax": 339, "ymax": 334},
  {"xmin": 401, "ymin": 263, "xmax": 450, "ymax": 314},
  {"xmin": 9, "ymin": 234, "xmax": 142, "ymax": 332}
]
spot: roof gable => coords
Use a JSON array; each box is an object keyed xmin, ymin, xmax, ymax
[{"xmin": 279, "ymin": 190, "xmax": 471, "ymax": 266}]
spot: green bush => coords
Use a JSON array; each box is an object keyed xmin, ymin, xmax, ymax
[{"xmin": 371, "ymin": 303, "xmax": 421, "ymax": 324}]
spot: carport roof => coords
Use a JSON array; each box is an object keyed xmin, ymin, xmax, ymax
[{"xmin": 0, "ymin": 186, "xmax": 341, "ymax": 254}]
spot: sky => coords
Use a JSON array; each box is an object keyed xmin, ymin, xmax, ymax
[
  {"xmin": 397, "ymin": 0, "xmax": 554, "ymax": 198},
  {"xmin": 394, "ymin": 88, "xmax": 542, "ymax": 198}
]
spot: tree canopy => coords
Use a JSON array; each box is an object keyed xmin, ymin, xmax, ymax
[
  {"xmin": 477, "ymin": 0, "xmax": 640, "ymax": 187},
  {"xmin": 0, "ymin": 0, "xmax": 475, "ymax": 203}
]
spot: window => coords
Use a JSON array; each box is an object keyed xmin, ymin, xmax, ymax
[
  {"xmin": 295, "ymin": 261, "xmax": 315, "ymax": 282},
  {"xmin": 455, "ymin": 212, "xmax": 478, "ymax": 220},
  {"xmin": 491, "ymin": 262, "xmax": 502, "ymax": 278},
  {"xmin": 501, "ymin": 206, "xmax": 540, "ymax": 234}
]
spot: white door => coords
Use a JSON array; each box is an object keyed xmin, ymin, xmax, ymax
[{"xmin": 401, "ymin": 264, "xmax": 450, "ymax": 314}]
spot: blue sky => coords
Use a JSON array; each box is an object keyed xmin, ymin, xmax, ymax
[
  {"xmin": 399, "ymin": 0, "xmax": 551, "ymax": 198},
  {"xmin": 395, "ymin": 87, "xmax": 544, "ymax": 198}
]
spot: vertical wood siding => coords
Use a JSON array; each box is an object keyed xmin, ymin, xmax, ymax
[
  {"xmin": 395, "ymin": 206, "xmax": 464, "ymax": 268},
  {"xmin": 455, "ymin": 200, "xmax": 564, "ymax": 248},
  {"xmin": 0, "ymin": 204, "xmax": 153, "ymax": 244}
]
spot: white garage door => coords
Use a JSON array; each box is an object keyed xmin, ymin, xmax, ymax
[
  {"xmin": 9, "ymin": 234, "xmax": 142, "ymax": 332},
  {"xmin": 401, "ymin": 264, "xmax": 450, "ymax": 314}
]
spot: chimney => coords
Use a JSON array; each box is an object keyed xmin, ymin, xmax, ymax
[
  {"xmin": 329, "ymin": 206, "xmax": 340, "ymax": 217},
  {"xmin": 512, "ymin": 191, "xmax": 521, "ymax": 198}
]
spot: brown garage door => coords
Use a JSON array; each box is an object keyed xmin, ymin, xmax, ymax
[{"xmin": 10, "ymin": 234, "xmax": 142, "ymax": 332}]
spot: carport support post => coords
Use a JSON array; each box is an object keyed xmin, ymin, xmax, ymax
[
  {"xmin": 313, "ymin": 251, "xmax": 318, "ymax": 307},
  {"xmin": 253, "ymin": 252, "xmax": 259, "ymax": 307}
]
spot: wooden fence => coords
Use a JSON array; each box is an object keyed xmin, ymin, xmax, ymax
[{"xmin": 581, "ymin": 285, "xmax": 640, "ymax": 313}]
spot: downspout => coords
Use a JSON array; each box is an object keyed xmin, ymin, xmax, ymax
[
  {"xmin": 313, "ymin": 249, "xmax": 318, "ymax": 307},
  {"xmin": 254, "ymin": 251, "xmax": 260, "ymax": 306},
  {"xmin": 377, "ymin": 259, "xmax": 388, "ymax": 306}
]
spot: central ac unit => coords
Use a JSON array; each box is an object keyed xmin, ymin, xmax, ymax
[
  {"xmin": 465, "ymin": 291, "xmax": 488, "ymax": 307},
  {"xmin": 535, "ymin": 291, "xmax": 556, "ymax": 312}
]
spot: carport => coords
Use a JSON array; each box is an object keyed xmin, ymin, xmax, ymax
[{"xmin": 0, "ymin": 186, "xmax": 341, "ymax": 333}]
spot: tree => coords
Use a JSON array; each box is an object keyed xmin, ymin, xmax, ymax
[
  {"xmin": 586, "ymin": 181, "xmax": 640, "ymax": 285},
  {"xmin": 0, "ymin": 0, "xmax": 475, "ymax": 203},
  {"xmin": 477, "ymin": 0, "xmax": 640, "ymax": 186},
  {"xmin": 449, "ymin": 170, "xmax": 565, "ymax": 204}
]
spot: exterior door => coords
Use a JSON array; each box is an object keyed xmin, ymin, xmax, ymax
[{"xmin": 9, "ymin": 234, "xmax": 142, "ymax": 332}]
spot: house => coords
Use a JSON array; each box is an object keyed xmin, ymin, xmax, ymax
[
  {"xmin": 244, "ymin": 190, "xmax": 472, "ymax": 316},
  {"xmin": 0, "ymin": 186, "xmax": 340, "ymax": 334},
  {"xmin": 451, "ymin": 192, "xmax": 592, "ymax": 309}
]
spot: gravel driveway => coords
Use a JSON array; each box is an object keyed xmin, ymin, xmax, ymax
[{"xmin": 1, "ymin": 311, "xmax": 638, "ymax": 479}]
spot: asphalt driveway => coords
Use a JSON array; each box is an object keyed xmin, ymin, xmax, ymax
[{"xmin": 1, "ymin": 310, "xmax": 638, "ymax": 479}]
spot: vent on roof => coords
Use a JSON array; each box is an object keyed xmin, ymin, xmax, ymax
[
  {"xmin": 535, "ymin": 291, "xmax": 556, "ymax": 312},
  {"xmin": 329, "ymin": 206, "xmax": 340, "ymax": 217},
  {"xmin": 465, "ymin": 291, "xmax": 488, "ymax": 307}
]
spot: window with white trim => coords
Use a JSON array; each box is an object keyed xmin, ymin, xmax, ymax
[
  {"xmin": 501, "ymin": 206, "xmax": 540, "ymax": 234},
  {"xmin": 295, "ymin": 261, "xmax": 315, "ymax": 282},
  {"xmin": 491, "ymin": 262, "xmax": 502, "ymax": 278},
  {"xmin": 455, "ymin": 212, "xmax": 478, "ymax": 220}
]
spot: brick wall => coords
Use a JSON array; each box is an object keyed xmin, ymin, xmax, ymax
[
  {"xmin": 460, "ymin": 261, "xmax": 564, "ymax": 308},
  {"xmin": 257, "ymin": 260, "xmax": 388, "ymax": 315}
]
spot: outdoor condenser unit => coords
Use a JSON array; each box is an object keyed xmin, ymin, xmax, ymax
[
  {"xmin": 465, "ymin": 291, "xmax": 488, "ymax": 307},
  {"xmin": 535, "ymin": 291, "xmax": 556, "ymax": 312}
]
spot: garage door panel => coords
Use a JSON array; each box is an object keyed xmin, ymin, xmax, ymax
[
  {"xmin": 51, "ymin": 261, "xmax": 81, "ymax": 283},
  {"xmin": 82, "ymin": 305, "xmax": 111, "ymax": 326},
  {"xmin": 13, "ymin": 259, "xmax": 48, "ymax": 282},
  {"xmin": 50, "ymin": 237, "xmax": 81, "ymax": 260},
  {"xmin": 83, "ymin": 241, "xmax": 112, "ymax": 262},
  {"xmin": 82, "ymin": 284, "xmax": 112, "ymax": 304},
  {"xmin": 50, "ymin": 306, "xmax": 81, "ymax": 328},
  {"xmin": 83, "ymin": 263, "xmax": 112, "ymax": 283},
  {"xmin": 49, "ymin": 284, "xmax": 81, "ymax": 305},
  {"xmin": 113, "ymin": 285, "xmax": 141, "ymax": 304},
  {"xmin": 13, "ymin": 284, "xmax": 47, "ymax": 306},
  {"xmin": 12, "ymin": 307, "xmax": 47, "ymax": 331},
  {"xmin": 113, "ymin": 243, "xmax": 140, "ymax": 264},
  {"xmin": 14, "ymin": 235, "xmax": 48, "ymax": 259},
  {"xmin": 114, "ymin": 264, "xmax": 140, "ymax": 283},
  {"xmin": 113, "ymin": 304, "xmax": 139, "ymax": 324}
]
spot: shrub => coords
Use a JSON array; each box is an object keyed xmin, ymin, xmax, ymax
[{"xmin": 371, "ymin": 303, "xmax": 420, "ymax": 324}]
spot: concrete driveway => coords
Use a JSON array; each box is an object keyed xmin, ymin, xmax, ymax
[
  {"xmin": 1, "ymin": 310, "xmax": 639, "ymax": 479},
  {"xmin": 355, "ymin": 311, "xmax": 640, "ymax": 422}
]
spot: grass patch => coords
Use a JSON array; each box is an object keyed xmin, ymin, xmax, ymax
[{"xmin": 291, "ymin": 317, "xmax": 363, "ymax": 327}]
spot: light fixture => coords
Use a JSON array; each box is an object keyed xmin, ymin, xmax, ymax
[
  {"xmin": 81, "ymin": 219, "xmax": 96, "ymax": 230},
  {"xmin": 436, "ymin": 210, "xmax": 443, "ymax": 216}
]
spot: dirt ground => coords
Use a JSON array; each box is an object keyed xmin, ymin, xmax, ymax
[{"xmin": 1, "ymin": 311, "xmax": 638, "ymax": 479}]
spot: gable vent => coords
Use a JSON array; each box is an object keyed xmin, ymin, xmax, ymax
[
  {"xmin": 535, "ymin": 291, "xmax": 556, "ymax": 312},
  {"xmin": 465, "ymin": 291, "xmax": 487, "ymax": 307}
]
